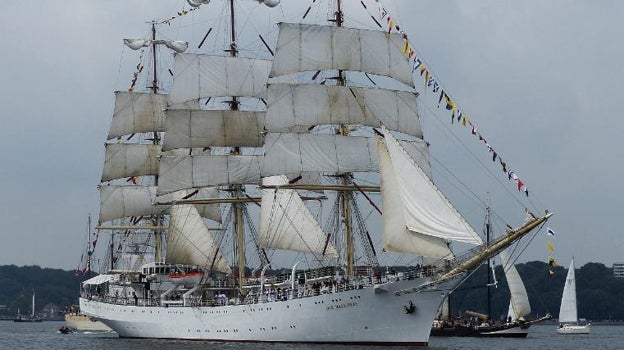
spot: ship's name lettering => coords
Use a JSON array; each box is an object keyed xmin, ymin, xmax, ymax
[{"xmin": 326, "ymin": 302, "xmax": 357, "ymax": 311}]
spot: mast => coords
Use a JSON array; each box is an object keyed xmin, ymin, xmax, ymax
[
  {"xmin": 110, "ymin": 233, "xmax": 115, "ymax": 271},
  {"xmin": 150, "ymin": 20, "xmax": 163, "ymax": 262},
  {"xmin": 332, "ymin": 0, "xmax": 355, "ymax": 277},
  {"xmin": 227, "ymin": 0, "xmax": 245, "ymax": 294},
  {"xmin": 485, "ymin": 196, "xmax": 492, "ymax": 320},
  {"xmin": 87, "ymin": 214, "xmax": 92, "ymax": 278},
  {"xmin": 151, "ymin": 22, "xmax": 158, "ymax": 94}
]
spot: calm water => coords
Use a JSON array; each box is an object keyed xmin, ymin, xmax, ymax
[{"xmin": 0, "ymin": 322, "xmax": 618, "ymax": 350}]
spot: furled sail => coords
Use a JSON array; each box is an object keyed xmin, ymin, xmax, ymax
[
  {"xmin": 157, "ymin": 154, "xmax": 262, "ymax": 195},
  {"xmin": 108, "ymin": 91, "xmax": 167, "ymax": 139},
  {"xmin": 500, "ymin": 250, "xmax": 531, "ymax": 320},
  {"xmin": 167, "ymin": 197, "xmax": 231, "ymax": 274},
  {"xmin": 168, "ymin": 53, "xmax": 271, "ymax": 106},
  {"xmin": 259, "ymin": 175, "xmax": 338, "ymax": 257},
  {"xmin": 101, "ymin": 143, "xmax": 160, "ymax": 182},
  {"xmin": 270, "ymin": 23, "xmax": 414, "ymax": 87},
  {"xmin": 262, "ymin": 133, "xmax": 378, "ymax": 176},
  {"xmin": 265, "ymin": 84, "xmax": 421, "ymax": 137},
  {"xmin": 558, "ymin": 259, "xmax": 578, "ymax": 323},
  {"xmin": 162, "ymin": 109, "xmax": 265, "ymax": 150},
  {"xmin": 377, "ymin": 126, "xmax": 482, "ymax": 258}
]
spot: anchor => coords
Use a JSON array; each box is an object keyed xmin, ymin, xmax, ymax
[{"xmin": 403, "ymin": 300, "xmax": 415, "ymax": 314}]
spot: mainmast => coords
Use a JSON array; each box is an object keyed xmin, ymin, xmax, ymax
[
  {"xmin": 227, "ymin": 0, "xmax": 246, "ymax": 294},
  {"xmin": 333, "ymin": 0, "xmax": 354, "ymax": 277}
]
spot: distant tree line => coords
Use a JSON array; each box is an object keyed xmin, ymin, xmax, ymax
[
  {"xmin": 0, "ymin": 261, "xmax": 623, "ymax": 320},
  {"xmin": 0, "ymin": 265, "xmax": 85, "ymax": 317},
  {"xmin": 449, "ymin": 261, "xmax": 624, "ymax": 321}
]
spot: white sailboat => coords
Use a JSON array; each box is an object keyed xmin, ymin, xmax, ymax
[
  {"xmin": 79, "ymin": 0, "xmax": 553, "ymax": 345},
  {"xmin": 557, "ymin": 258, "xmax": 590, "ymax": 334}
]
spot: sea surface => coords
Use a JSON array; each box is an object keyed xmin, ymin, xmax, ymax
[{"xmin": 0, "ymin": 322, "xmax": 619, "ymax": 350}]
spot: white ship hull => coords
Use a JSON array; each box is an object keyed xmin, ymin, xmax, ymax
[
  {"xmin": 80, "ymin": 277, "xmax": 457, "ymax": 345},
  {"xmin": 556, "ymin": 324, "xmax": 590, "ymax": 334}
]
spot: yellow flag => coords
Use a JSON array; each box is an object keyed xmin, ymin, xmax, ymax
[
  {"xmin": 402, "ymin": 41, "xmax": 409, "ymax": 55},
  {"xmin": 547, "ymin": 241, "xmax": 554, "ymax": 252}
]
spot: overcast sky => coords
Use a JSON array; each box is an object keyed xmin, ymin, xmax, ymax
[{"xmin": 0, "ymin": 0, "xmax": 621, "ymax": 271}]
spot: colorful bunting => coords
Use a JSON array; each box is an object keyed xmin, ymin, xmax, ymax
[
  {"xmin": 161, "ymin": 6, "xmax": 200, "ymax": 25},
  {"xmin": 366, "ymin": 0, "xmax": 531, "ymax": 197}
]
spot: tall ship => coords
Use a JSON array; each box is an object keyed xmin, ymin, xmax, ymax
[{"xmin": 80, "ymin": 0, "xmax": 552, "ymax": 345}]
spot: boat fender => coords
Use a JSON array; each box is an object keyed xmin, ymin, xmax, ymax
[{"xmin": 403, "ymin": 300, "xmax": 415, "ymax": 314}]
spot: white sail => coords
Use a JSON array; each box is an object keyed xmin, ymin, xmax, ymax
[
  {"xmin": 270, "ymin": 23, "xmax": 414, "ymax": 87},
  {"xmin": 99, "ymin": 185, "xmax": 165, "ymax": 224},
  {"xmin": 558, "ymin": 259, "xmax": 578, "ymax": 323},
  {"xmin": 167, "ymin": 200, "xmax": 231, "ymax": 274},
  {"xmin": 157, "ymin": 154, "xmax": 262, "ymax": 194},
  {"xmin": 162, "ymin": 109, "xmax": 265, "ymax": 150},
  {"xmin": 265, "ymin": 84, "xmax": 421, "ymax": 137},
  {"xmin": 169, "ymin": 53, "xmax": 271, "ymax": 105},
  {"xmin": 262, "ymin": 133, "xmax": 378, "ymax": 176},
  {"xmin": 99, "ymin": 185, "xmax": 222, "ymax": 224},
  {"xmin": 377, "ymin": 126, "xmax": 482, "ymax": 257},
  {"xmin": 101, "ymin": 143, "xmax": 160, "ymax": 182},
  {"xmin": 108, "ymin": 91, "xmax": 167, "ymax": 139},
  {"xmin": 500, "ymin": 250, "xmax": 531, "ymax": 319},
  {"xmin": 377, "ymin": 137, "xmax": 453, "ymax": 258},
  {"xmin": 259, "ymin": 175, "xmax": 338, "ymax": 257},
  {"xmin": 156, "ymin": 187, "xmax": 222, "ymax": 223}
]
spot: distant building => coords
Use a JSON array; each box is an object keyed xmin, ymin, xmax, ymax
[{"xmin": 613, "ymin": 263, "xmax": 624, "ymax": 278}]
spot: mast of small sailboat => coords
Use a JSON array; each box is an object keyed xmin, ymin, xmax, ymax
[{"xmin": 31, "ymin": 291, "xmax": 35, "ymax": 318}]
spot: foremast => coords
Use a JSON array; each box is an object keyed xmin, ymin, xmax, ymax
[
  {"xmin": 149, "ymin": 21, "xmax": 164, "ymax": 263},
  {"xmin": 99, "ymin": 21, "xmax": 188, "ymax": 271}
]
